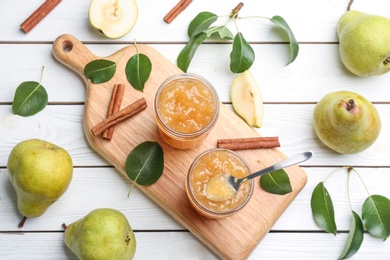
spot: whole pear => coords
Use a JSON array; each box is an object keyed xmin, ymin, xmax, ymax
[
  {"xmin": 337, "ymin": 10, "xmax": 390, "ymax": 76},
  {"xmin": 7, "ymin": 139, "xmax": 73, "ymax": 221},
  {"xmin": 313, "ymin": 91, "xmax": 381, "ymax": 154},
  {"xmin": 64, "ymin": 208, "xmax": 136, "ymax": 260}
]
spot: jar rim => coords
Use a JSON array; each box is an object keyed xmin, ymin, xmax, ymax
[
  {"xmin": 187, "ymin": 148, "xmax": 254, "ymax": 217},
  {"xmin": 154, "ymin": 73, "xmax": 220, "ymax": 138}
]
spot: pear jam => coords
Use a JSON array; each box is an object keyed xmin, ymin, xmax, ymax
[
  {"xmin": 154, "ymin": 73, "xmax": 219, "ymax": 149},
  {"xmin": 186, "ymin": 149, "xmax": 253, "ymax": 219}
]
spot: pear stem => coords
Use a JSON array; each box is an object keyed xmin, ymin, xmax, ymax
[
  {"xmin": 231, "ymin": 2, "xmax": 244, "ymax": 18},
  {"xmin": 347, "ymin": 0, "xmax": 354, "ymax": 11},
  {"xmin": 62, "ymin": 223, "xmax": 68, "ymax": 230},
  {"xmin": 347, "ymin": 167, "xmax": 354, "ymax": 212},
  {"xmin": 113, "ymin": 0, "xmax": 119, "ymax": 17},
  {"xmin": 384, "ymin": 57, "xmax": 390, "ymax": 65},
  {"xmin": 18, "ymin": 216, "xmax": 27, "ymax": 228},
  {"xmin": 346, "ymin": 99, "xmax": 355, "ymax": 111}
]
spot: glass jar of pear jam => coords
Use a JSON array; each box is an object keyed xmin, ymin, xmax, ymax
[
  {"xmin": 154, "ymin": 73, "xmax": 220, "ymax": 150},
  {"xmin": 186, "ymin": 148, "xmax": 254, "ymax": 219}
]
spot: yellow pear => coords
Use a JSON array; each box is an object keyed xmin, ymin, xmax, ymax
[
  {"xmin": 337, "ymin": 10, "xmax": 390, "ymax": 76},
  {"xmin": 7, "ymin": 139, "xmax": 73, "ymax": 226},
  {"xmin": 89, "ymin": 0, "xmax": 138, "ymax": 39},
  {"xmin": 313, "ymin": 91, "xmax": 381, "ymax": 154},
  {"xmin": 64, "ymin": 208, "xmax": 136, "ymax": 260},
  {"xmin": 231, "ymin": 70, "xmax": 264, "ymax": 127}
]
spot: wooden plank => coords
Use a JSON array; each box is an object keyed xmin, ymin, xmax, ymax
[
  {"xmin": 2, "ymin": 44, "xmax": 390, "ymax": 104},
  {"xmin": 52, "ymin": 34, "xmax": 308, "ymax": 259},
  {"xmin": 2, "ymin": 0, "xmax": 390, "ymax": 42},
  {"xmin": 1, "ymin": 232, "xmax": 389, "ymax": 260},
  {"xmin": 2, "ymin": 104, "xmax": 390, "ymax": 168},
  {"xmin": 2, "ymin": 167, "xmax": 390, "ymax": 232},
  {"xmin": 0, "ymin": 104, "xmax": 390, "ymax": 167}
]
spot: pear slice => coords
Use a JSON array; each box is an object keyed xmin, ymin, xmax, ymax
[
  {"xmin": 89, "ymin": 0, "xmax": 138, "ymax": 39},
  {"xmin": 231, "ymin": 70, "xmax": 264, "ymax": 127}
]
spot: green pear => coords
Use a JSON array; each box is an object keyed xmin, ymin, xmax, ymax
[
  {"xmin": 337, "ymin": 10, "xmax": 390, "ymax": 76},
  {"xmin": 89, "ymin": 0, "xmax": 138, "ymax": 39},
  {"xmin": 7, "ymin": 139, "xmax": 73, "ymax": 224},
  {"xmin": 313, "ymin": 91, "xmax": 381, "ymax": 154},
  {"xmin": 64, "ymin": 208, "xmax": 136, "ymax": 260}
]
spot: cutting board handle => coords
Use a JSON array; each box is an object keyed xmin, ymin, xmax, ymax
[{"xmin": 52, "ymin": 34, "xmax": 97, "ymax": 79}]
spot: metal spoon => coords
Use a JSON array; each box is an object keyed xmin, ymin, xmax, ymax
[{"xmin": 205, "ymin": 151, "xmax": 313, "ymax": 201}]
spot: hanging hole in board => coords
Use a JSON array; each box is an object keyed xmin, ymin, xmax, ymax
[{"xmin": 62, "ymin": 41, "xmax": 73, "ymax": 52}]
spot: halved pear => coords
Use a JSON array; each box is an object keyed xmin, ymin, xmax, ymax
[
  {"xmin": 231, "ymin": 70, "xmax": 264, "ymax": 127},
  {"xmin": 89, "ymin": 0, "xmax": 138, "ymax": 39}
]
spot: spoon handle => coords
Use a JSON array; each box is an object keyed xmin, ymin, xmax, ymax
[{"xmin": 246, "ymin": 151, "xmax": 313, "ymax": 181}]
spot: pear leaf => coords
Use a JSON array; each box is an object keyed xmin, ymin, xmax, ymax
[
  {"xmin": 204, "ymin": 26, "xmax": 234, "ymax": 40},
  {"xmin": 188, "ymin": 11, "xmax": 218, "ymax": 38},
  {"xmin": 311, "ymin": 182, "xmax": 337, "ymax": 235},
  {"xmin": 270, "ymin": 15, "xmax": 299, "ymax": 65},
  {"xmin": 260, "ymin": 169, "xmax": 292, "ymax": 195},
  {"xmin": 125, "ymin": 53, "xmax": 152, "ymax": 92},
  {"xmin": 230, "ymin": 33, "xmax": 255, "ymax": 73},
  {"xmin": 125, "ymin": 141, "xmax": 164, "ymax": 186},
  {"xmin": 12, "ymin": 66, "xmax": 48, "ymax": 117},
  {"xmin": 84, "ymin": 59, "xmax": 116, "ymax": 84},
  {"xmin": 177, "ymin": 33, "xmax": 208, "ymax": 72},
  {"xmin": 12, "ymin": 81, "xmax": 48, "ymax": 117},
  {"xmin": 362, "ymin": 195, "xmax": 390, "ymax": 239},
  {"xmin": 338, "ymin": 211, "xmax": 364, "ymax": 260}
]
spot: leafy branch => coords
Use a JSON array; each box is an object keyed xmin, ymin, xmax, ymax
[
  {"xmin": 177, "ymin": 2, "xmax": 299, "ymax": 73},
  {"xmin": 311, "ymin": 167, "xmax": 390, "ymax": 259}
]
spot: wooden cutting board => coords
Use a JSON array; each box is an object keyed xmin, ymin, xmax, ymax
[{"xmin": 52, "ymin": 34, "xmax": 308, "ymax": 260}]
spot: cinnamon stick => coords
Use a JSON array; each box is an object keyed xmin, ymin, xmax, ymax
[
  {"xmin": 20, "ymin": 0, "xmax": 62, "ymax": 33},
  {"xmin": 164, "ymin": 0, "xmax": 193, "ymax": 24},
  {"xmin": 217, "ymin": 137, "xmax": 280, "ymax": 150},
  {"xmin": 102, "ymin": 84, "xmax": 125, "ymax": 140},
  {"xmin": 91, "ymin": 98, "xmax": 147, "ymax": 137}
]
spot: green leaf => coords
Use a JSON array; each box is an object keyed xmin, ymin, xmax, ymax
[
  {"xmin": 270, "ymin": 15, "xmax": 299, "ymax": 65},
  {"xmin": 188, "ymin": 11, "xmax": 218, "ymax": 38},
  {"xmin": 12, "ymin": 81, "xmax": 48, "ymax": 117},
  {"xmin": 260, "ymin": 169, "xmax": 292, "ymax": 195},
  {"xmin": 12, "ymin": 67, "xmax": 48, "ymax": 117},
  {"xmin": 230, "ymin": 33, "xmax": 255, "ymax": 73},
  {"xmin": 311, "ymin": 182, "xmax": 337, "ymax": 235},
  {"xmin": 177, "ymin": 33, "xmax": 208, "ymax": 72},
  {"xmin": 125, "ymin": 53, "xmax": 152, "ymax": 92},
  {"xmin": 204, "ymin": 26, "xmax": 234, "ymax": 40},
  {"xmin": 125, "ymin": 141, "xmax": 164, "ymax": 186},
  {"xmin": 362, "ymin": 195, "xmax": 390, "ymax": 239},
  {"xmin": 338, "ymin": 211, "xmax": 364, "ymax": 260},
  {"xmin": 84, "ymin": 59, "xmax": 116, "ymax": 84}
]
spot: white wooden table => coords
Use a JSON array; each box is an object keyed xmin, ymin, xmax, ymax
[{"xmin": 1, "ymin": 0, "xmax": 390, "ymax": 259}]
